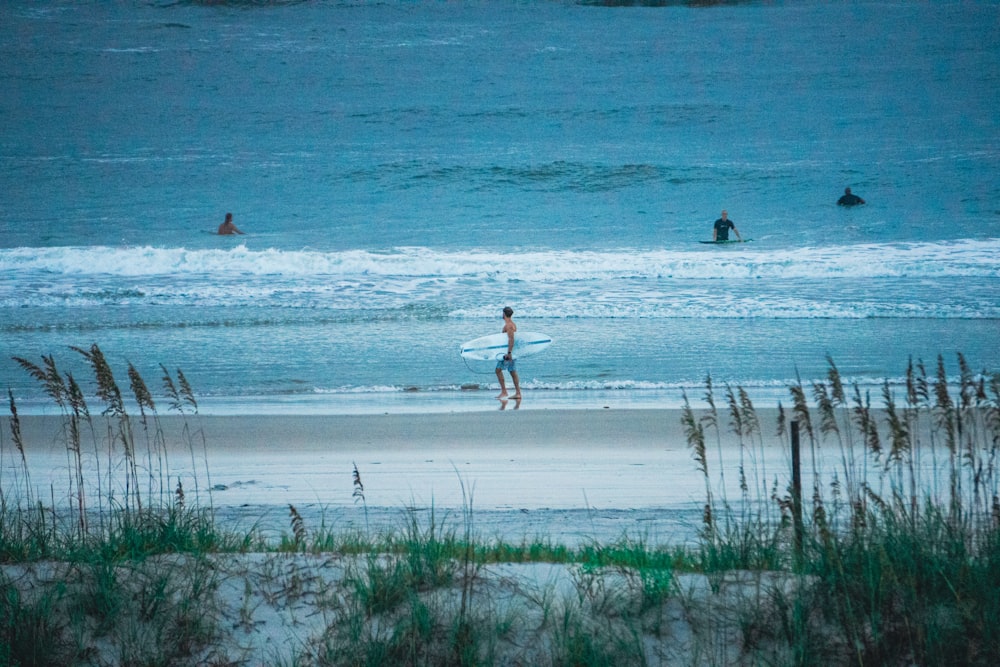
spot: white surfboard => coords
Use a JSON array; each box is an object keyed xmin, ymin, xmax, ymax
[{"xmin": 460, "ymin": 331, "xmax": 553, "ymax": 361}]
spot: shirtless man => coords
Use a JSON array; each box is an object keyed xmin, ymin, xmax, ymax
[
  {"xmin": 217, "ymin": 213, "xmax": 245, "ymax": 235},
  {"xmin": 495, "ymin": 306, "xmax": 522, "ymax": 400}
]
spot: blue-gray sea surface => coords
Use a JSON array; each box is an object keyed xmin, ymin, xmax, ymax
[{"xmin": 2, "ymin": 1, "xmax": 998, "ymax": 414}]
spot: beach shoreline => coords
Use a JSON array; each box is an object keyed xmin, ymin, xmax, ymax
[
  {"xmin": 3, "ymin": 405, "xmax": 954, "ymax": 547},
  {"xmin": 4, "ymin": 408, "xmax": 995, "ymax": 665},
  {"xmin": 12, "ymin": 407, "xmax": 701, "ymax": 452},
  {"xmin": 4, "ymin": 386, "xmax": 742, "ymax": 417},
  {"xmin": 7, "ymin": 408, "xmax": 760, "ymax": 545},
  {"xmin": 13, "ymin": 406, "xmax": 786, "ymax": 451}
]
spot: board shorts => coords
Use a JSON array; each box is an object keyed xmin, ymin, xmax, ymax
[{"xmin": 496, "ymin": 357, "xmax": 517, "ymax": 372}]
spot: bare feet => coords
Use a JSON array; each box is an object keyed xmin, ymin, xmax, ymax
[{"xmin": 496, "ymin": 392, "xmax": 508, "ymax": 400}]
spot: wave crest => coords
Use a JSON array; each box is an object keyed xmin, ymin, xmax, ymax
[{"xmin": 3, "ymin": 239, "xmax": 998, "ymax": 281}]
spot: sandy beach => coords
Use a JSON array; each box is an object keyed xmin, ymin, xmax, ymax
[
  {"xmin": 3, "ymin": 408, "xmax": 810, "ymax": 665},
  {"xmin": 9, "ymin": 408, "xmax": 799, "ymax": 546},
  {"xmin": 5, "ymin": 407, "xmax": 991, "ymax": 665}
]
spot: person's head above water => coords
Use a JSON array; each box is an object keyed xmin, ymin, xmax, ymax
[{"xmin": 503, "ymin": 306, "xmax": 513, "ymax": 317}]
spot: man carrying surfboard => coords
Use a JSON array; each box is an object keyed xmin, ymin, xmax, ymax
[
  {"xmin": 712, "ymin": 210, "xmax": 742, "ymax": 242},
  {"xmin": 495, "ymin": 306, "xmax": 522, "ymax": 400}
]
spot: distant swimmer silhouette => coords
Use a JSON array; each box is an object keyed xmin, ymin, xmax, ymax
[
  {"xmin": 217, "ymin": 212, "xmax": 245, "ymax": 235},
  {"xmin": 837, "ymin": 187, "xmax": 866, "ymax": 207}
]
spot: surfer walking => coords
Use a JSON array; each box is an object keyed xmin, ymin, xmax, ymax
[
  {"xmin": 496, "ymin": 306, "xmax": 522, "ymax": 400},
  {"xmin": 712, "ymin": 210, "xmax": 742, "ymax": 242},
  {"xmin": 217, "ymin": 213, "xmax": 245, "ymax": 235}
]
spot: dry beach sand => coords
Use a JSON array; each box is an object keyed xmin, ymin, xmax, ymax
[{"xmin": 4, "ymin": 551, "xmax": 810, "ymax": 665}]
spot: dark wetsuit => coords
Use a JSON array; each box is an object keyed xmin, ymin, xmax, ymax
[
  {"xmin": 837, "ymin": 193, "xmax": 865, "ymax": 206},
  {"xmin": 713, "ymin": 218, "xmax": 735, "ymax": 241}
]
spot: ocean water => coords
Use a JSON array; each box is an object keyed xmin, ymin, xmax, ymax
[{"xmin": 2, "ymin": 1, "xmax": 999, "ymax": 415}]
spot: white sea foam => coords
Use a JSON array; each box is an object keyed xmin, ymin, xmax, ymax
[
  {"xmin": 2, "ymin": 239, "xmax": 997, "ymax": 280},
  {"xmin": 2, "ymin": 240, "xmax": 998, "ymax": 320}
]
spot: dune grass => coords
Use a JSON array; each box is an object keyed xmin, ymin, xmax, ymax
[
  {"xmin": 682, "ymin": 353, "xmax": 1000, "ymax": 665},
  {"xmin": 1, "ymin": 345, "xmax": 999, "ymax": 665}
]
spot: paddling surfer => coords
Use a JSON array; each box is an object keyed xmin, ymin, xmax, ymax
[
  {"xmin": 217, "ymin": 212, "xmax": 245, "ymax": 235},
  {"xmin": 495, "ymin": 306, "xmax": 522, "ymax": 400},
  {"xmin": 712, "ymin": 210, "xmax": 742, "ymax": 242}
]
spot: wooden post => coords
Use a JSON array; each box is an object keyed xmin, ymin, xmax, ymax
[{"xmin": 791, "ymin": 420, "xmax": 804, "ymax": 568}]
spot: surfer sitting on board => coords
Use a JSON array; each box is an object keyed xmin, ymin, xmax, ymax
[
  {"xmin": 217, "ymin": 212, "xmax": 245, "ymax": 235},
  {"xmin": 496, "ymin": 306, "xmax": 522, "ymax": 400},
  {"xmin": 712, "ymin": 210, "xmax": 742, "ymax": 242}
]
